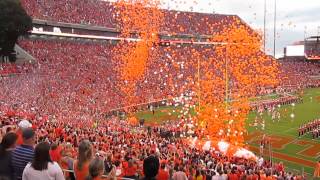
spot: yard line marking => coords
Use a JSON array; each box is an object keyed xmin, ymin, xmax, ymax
[{"xmin": 283, "ymin": 127, "xmax": 296, "ymax": 133}]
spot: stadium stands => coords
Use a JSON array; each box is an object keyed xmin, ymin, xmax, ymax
[
  {"xmin": 279, "ymin": 61, "xmax": 320, "ymax": 89},
  {"xmin": 20, "ymin": 0, "xmax": 244, "ymax": 35},
  {"xmin": 0, "ymin": 63, "xmax": 19, "ymax": 76},
  {"xmin": 1, "ymin": 38, "xmax": 317, "ymax": 119},
  {"xmin": 0, "ymin": 1, "xmax": 320, "ymax": 179},
  {"xmin": 0, "ymin": 63, "xmax": 34, "ymax": 76}
]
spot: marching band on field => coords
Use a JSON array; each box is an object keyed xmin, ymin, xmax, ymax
[{"xmin": 298, "ymin": 119, "xmax": 320, "ymax": 138}]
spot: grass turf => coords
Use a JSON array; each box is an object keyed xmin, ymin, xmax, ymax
[{"xmin": 135, "ymin": 88, "xmax": 320, "ymax": 175}]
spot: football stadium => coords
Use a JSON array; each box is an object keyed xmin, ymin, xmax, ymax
[{"xmin": 0, "ymin": 0, "xmax": 320, "ymax": 179}]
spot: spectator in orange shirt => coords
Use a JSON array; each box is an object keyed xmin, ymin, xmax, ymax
[
  {"xmin": 314, "ymin": 160, "xmax": 320, "ymax": 178},
  {"xmin": 74, "ymin": 140, "xmax": 93, "ymax": 180},
  {"xmin": 228, "ymin": 168, "xmax": 239, "ymax": 180},
  {"xmin": 157, "ymin": 163, "xmax": 169, "ymax": 180},
  {"xmin": 49, "ymin": 143, "xmax": 62, "ymax": 163},
  {"xmin": 259, "ymin": 170, "xmax": 267, "ymax": 180},
  {"xmin": 124, "ymin": 159, "xmax": 137, "ymax": 179},
  {"xmin": 276, "ymin": 162, "xmax": 284, "ymax": 174}
]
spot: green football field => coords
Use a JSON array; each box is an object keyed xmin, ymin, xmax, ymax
[
  {"xmin": 135, "ymin": 88, "xmax": 320, "ymax": 176},
  {"xmin": 246, "ymin": 88, "xmax": 320, "ymax": 176}
]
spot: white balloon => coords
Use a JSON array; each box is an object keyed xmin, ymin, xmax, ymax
[{"xmin": 290, "ymin": 113, "xmax": 295, "ymax": 118}]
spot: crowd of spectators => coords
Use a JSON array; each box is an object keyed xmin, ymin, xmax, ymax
[
  {"xmin": 20, "ymin": 0, "xmax": 242, "ymax": 35},
  {"xmin": 0, "ymin": 63, "xmax": 20, "ymax": 76},
  {"xmin": 20, "ymin": 0, "xmax": 116, "ymax": 28},
  {"xmin": 305, "ymin": 49, "xmax": 320, "ymax": 60},
  {"xmin": 1, "ymin": 38, "xmax": 319, "ymax": 124},
  {"xmin": 278, "ymin": 61, "xmax": 320, "ymax": 89},
  {"xmin": 1, "ymin": 38, "xmax": 203, "ymax": 122},
  {"xmin": 1, "ymin": 39, "xmax": 123, "ymax": 123},
  {"xmin": 0, "ymin": 1, "xmax": 319, "ymax": 180},
  {"xmin": 0, "ymin": 109, "xmax": 311, "ymax": 180},
  {"xmin": 0, "ymin": 63, "xmax": 34, "ymax": 76}
]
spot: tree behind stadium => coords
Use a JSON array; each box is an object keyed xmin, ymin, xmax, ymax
[{"xmin": 0, "ymin": 0, "xmax": 32, "ymax": 62}]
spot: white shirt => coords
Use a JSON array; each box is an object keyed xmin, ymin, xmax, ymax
[
  {"xmin": 172, "ymin": 171, "xmax": 188, "ymax": 180},
  {"xmin": 22, "ymin": 162, "xmax": 65, "ymax": 180},
  {"xmin": 211, "ymin": 175, "xmax": 220, "ymax": 180},
  {"xmin": 212, "ymin": 175, "xmax": 227, "ymax": 180},
  {"xmin": 258, "ymin": 157, "xmax": 264, "ymax": 167},
  {"xmin": 221, "ymin": 174, "xmax": 228, "ymax": 180}
]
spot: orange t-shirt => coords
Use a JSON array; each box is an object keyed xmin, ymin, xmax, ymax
[
  {"xmin": 74, "ymin": 161, "xmax": 90, "ymax": 180},
  {"xmin": 60, "ymin": 159, "xmax": 70, "ymax": 178},
  {"xmin": 314, "ymin": 162, "xmax": 320, "ymax": 177},
  {"xmin": 266, "ymin": 176, "xmax": 275, "ymax": 180},
  {"xmin": 252, "ymin": 174, "xmax": 259, "ymax": 180},
  {"xmin": 16, "ymin": 129, "xmax": 23, "ymax": 145},
  {"xmin": 125, "ymin": 166, "xmax": 137, "ymax": 176},
  {"xmin": 49, "ymin": 146, "xmax": 62, "ymax": 162},
  {"xmin": 228, "ymin": 174, "xmax": 239, "ymax": 180},
  {"xmin": 157, "ymin": 169, "xmax": 169, "ymax": 180},
  {"xmin": 260, "ymin": 174, "xmax": 267, "ymax": 180}
]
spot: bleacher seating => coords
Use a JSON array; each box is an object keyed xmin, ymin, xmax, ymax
[{"xmin": 20, "ymin": 0, "xmax": 244, "ymax": 35}]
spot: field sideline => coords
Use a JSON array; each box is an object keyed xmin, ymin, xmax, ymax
[{"xmin": 135, "ymin": 88, "xmax": 320, "ymax": 175}]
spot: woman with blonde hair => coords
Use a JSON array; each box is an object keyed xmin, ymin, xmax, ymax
[
  {"xmin": 60, "ymin": 143, "xmax": 74, "ymax": 179},
  {"xmin": 74, "ymin": 140, "xmax": 93, "ymax": 180}
]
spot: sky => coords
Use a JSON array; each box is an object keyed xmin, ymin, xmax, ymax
[{"xmin": 158, "ymin": 0, "xmax": 320, "ymax": 57}]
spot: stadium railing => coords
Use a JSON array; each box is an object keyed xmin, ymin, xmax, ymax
[{"xmin": 62, "ymin": 169, "xmax": 135, "ymax": 180}]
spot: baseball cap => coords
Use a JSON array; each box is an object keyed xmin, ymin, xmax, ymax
[{"xmin": 18, "ymin": 120, "xmax": 32, "ymax": 129}]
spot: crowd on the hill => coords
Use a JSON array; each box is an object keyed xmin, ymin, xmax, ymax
[
  {"xmin": 1, "ymin": 108, "xmax": 316, "ymax": 180},
  {"xmin": 298, "ymin": 119, "xmax": 320, "ymax": 139}
]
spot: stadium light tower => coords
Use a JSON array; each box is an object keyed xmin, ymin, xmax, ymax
[
  {"xmin": 263, "ymin": 0, "xmax": 267, "ymax": 52},
  {"xmin": 273, "ymin": 0, "xmax": 277, "ymax": 58},
  {"xmin": 304, "ymin": 26, "xmax": 308, "ymax": 40}
]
